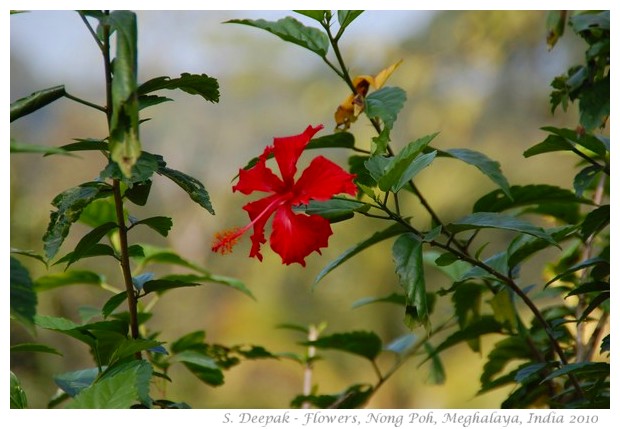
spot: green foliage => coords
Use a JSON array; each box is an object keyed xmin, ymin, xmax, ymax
[
  {"xmin": 365, "ymin": 86, "xmax": 407, "ymax": 131},
  {"xmin": 10, "ymin": 84, "xmax": 66, "ymax": 122},
  {"xmin": 10, "ymin": 257, "xmax": 37, "ymax": 332},
  {"xmin": 303, "ymin": 331, "xmax": 383, "ymax": 361},
  {"xmin": 10, "ymin": 372, "xmax": 28, "ymax": 409}
]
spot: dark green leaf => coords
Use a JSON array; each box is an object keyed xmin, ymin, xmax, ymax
[
  {"xmin": 107, "ymin": 11, "xmax": 140, "ymax": 178},
  {"xmin": 109, "ymin": 338, "xmax": 162, "ymax": 365},
  {"xmin": 540, "ymin": 126, "xmax": 608, "ymax": 156},
  {"xmin": 566, "ymin": 280, "xmax": 609, "ymax": 297},
  {"xmin": 581, "ymin": 204, "xmax": 609, "ymax": 240},
  {"xmin": 600, "ymin": 335, "xmax": 609, "ymax": 354},
  {"xmin": 524, "ymin": 134, "xmax": 573, "ymax": 158},
  {"xmin": 514, "ymin": 362, "xmax": 551, "ymax": 383},
  {"xmin": 10, "ymin": 257, "xmax": 37, "ymax": 332},
  {"xmin": 226, "ymin": 17, "xmax": 329, "ymax": 57},
  {"xmin": 65, "ymin": 222, "xmax": 118, "ymax": 268},
  {"xmin": 138, "ymin": 94, "xmax": 172, "ymax": 110},
  {"xmin": 337, "ymin": 11, "xmax": 364, "ymax": 33},
  {"xmin": 10, "ymin": 85, "xmax": 66, "ymax": 122},
  {"xmin": 69, "ymin": 360, "xmax": 152, "ymax": 408},
  {"xmin": 174, "ymin": 351, "xmax": 224, "ymax": 386},
  {"xmin": 55, "ymin": 244, "xmax": 116, "ymax": 267},
  {"xmin": 34, "ymin": 270, "xmax": 105, "ymax": 292},
  {"xmin": 125, "ymin": 180, "xmax": 152, "ymax": 206},
  {"xmin": 102, "ymin": 292, "xmax": 127, "ymax": 318},
  {"xmin": 458, "ymin": 251, "xmax": 509, "ymax": 282},
  {"xmin": 102, "ymin": 360, "xmax": 152, "ymax": 406},
  {"xmin": 138, "ymin": 73, "xmax": 219, "ymax": 103},
  {"xmin": 481, "ymin": 336, "xmax": 533, "ymax": 387},
  {"xmin": 234, "ymin": 345, "xmax": 277, "ymax": 360},
  {"xmin": 423, "ymin": 250, "xmax": 473, "ymax": 281},
  {"xmin": 392, "ymin": 233, "xmax": 429, "ymax": 330},
  {"xmin": 473, "ymin": 184, "xmax": 590, "ymax": 213},
  {"xmin": 315, "ymin": 223, "xmax": 408, "ymax": 284},
  {"xmin": 434, "ymin": 252, "xmax": 459, "ymax": 267},
  {"xmin": 570, "ymin": 10, "xmax": 610, "ymax": 33},
  {"xmin": 294, "ymin": 10, "xmax": 328, "ymax": 22},
  {"xmin": 43, "ymin": 182, "xmax": 113, "ymax": 260},
  {"xmin": 171, "ymin": 331, "xmax": 206, "ymax": 354},
  {"xmin": 578, "ymin": 292, "xmax": 609, "ymax": 322},
  {"xmin": 384, "ymin": 151, "xmax": 436, "ymax": 193},
  {"xmin": 545, "ymin": 257, "xmax": 609, "ymax": 287},
  {"xmin": 351, "ymin": 293, "xmax": 405, "ymax": 309},
  {"xmin": 349, "ymin": 155, "xmax": 376, "ymax": 189},
  {"xmin": 444, "ymin": 148, "xmax": 512, "ymax": 199},
  {"xmin": 143, "ymin": 279, "xmax": 200, "ymax": 295},
  {"xmin": 448, "ymin": 212, "xmax": 558, "ymax": 246},
  {"xmin": 307, "ymin": 131, "xmax": 355, "ymax": 150},
  {"xmin": 11, "ymin": 343, "xmax": 62, "ymax": 356},
  {"xmin": 291, "ymin": 384, "xmax": 373, "ymax": 409},
  {"xmin": 101, "ymin": 151, "xmax": 162, "ymax": 184},
  {"xmin": 424, "ymin": 343, "xmax": 446, "ymax": 384},
  {"xmin": 302, "ymin": 331, "xmax": 382, "ymax": 361},
  {"xmin": 131, "ymin": 216, "xmax": 172, "ymax": 237},
  {"xmin": 300, "ymin": 198, "xmax": 368, "ymax": 223},
  {"xmin": 58, "ymin": 138, "xmax": 108, "ymax": 153},
  {"xmin": 153, "ymin": 273, "xmax": 254, "ymax": 300},
  {"xmin": 54, "ymin": 368, "xmax": 100, "ymax": 397},
  {"xmin": 579, "ymin": 76, "xmax": 610, "ymax": 131},
  {"xmin": 507, "ymin": 225, "xmax": 577, "ymax": 269},
  {"xmin": 158, "ymin": 167, "xmax": 214, "ymax": 214},
  {"xmin": 452, "ymin": 282, "xmax": 486, "ymax": 352},
  {"xmin": 10, "ymin": 139, "xmax": 73, "ymax": 156},
  {"xmin": 489, "ymin": 287, "xmax": 519, "ymax": 331},
  {"xmin": 10, "ymin": 248, "xmax": 47, "ymax": 266},
  {"xmin": 541, "ymin": 362, "xmax": 609, "ymax": 383},
  {"xmin": 365, "ymin": 86, "xmax": 406, "ymax": 131},
  {"xmin": 574, "ymin": 165, "xmax": 601, "ymax": 197},
  {"xmin": 10, "ymin": 372, "xmax": 28, "ymax": 409}
]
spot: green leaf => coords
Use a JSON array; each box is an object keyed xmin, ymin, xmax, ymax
[
  {"xmin": 138, "ymin": 73, "xmax": 219, "ymax": 103},
  {"xmin": 10, "ymin": 257, "xmax": 37, "ymax": 332},
  {"xmin": 58, "ymin": 138, "xmax": 108, "ymax": 153},
  {"xmin": 226, "ymin": 17, "xmax": 329, "ymax": 57},
  {"xmin": 302, "ymin": 331, "xmax": 382, "ymax": 361},
  {"xmin": 600, "ymin": 335, "xmax": 609, "ymax": 354},
  {"xmin": 294, "ymin": 10, "xmax": 328, "ymax": 22},
  {"xmin": 579, "ymin": 76, "xmax": 609, "ymax": 131},
  {"xmin": 142, "ymin": 279, "xmax": 200, "ymax": 295},
  {"xmin": 138, "ymin": 94, "xmax": 172, "ymax": 110},
  {"xmin": 174, "ymin": 350, "xmax": 224, "ymax": 386},
  {"xmin": 101, "ymin": 151, "xmax": 162, "ymax": 184},
  {"xmin": 337, "ymin": 11, "xmax": 364, "ymax": 33},
  {"xmin": 434, "ymin": 252, "xmax": 459, "ymax": 267},
  {"xmin": 158, "ymin": 167, "xmax": 214, "ymax": 214},
  {"xmin": 480, "ymin": 337, "xmax": 532, "ymax": 387},
  {"xmin": 108, "ymin": 11, "xmax": 140, "ymax": 178},
  {"xmin": 524, "ymin": 134, "xmax": 573, "ymax": 158},
  {"xmin": 10, "ymin": 372, "xmax": 28, "ymax": 409},
  {"xmin": 10, "ymin": 248, "xmax": 47, "ymax": 266},
  {"xmin": 55, "ymin": 244, "xmax": 116, "ymax": 267},
  {"xmin": 540, "ymin": 126, "xmax": 608, "ymax": 156},
  {"xmin": 78, "ymin": 197, "xmax": 118, "ymax": 228},
  {"xmin": 125, "ymin": 180, "xmax": 152, "ymax": 206},
  {"xmin": 367, "ymin": 134, "xmax": 438, "ymax": 192},
  {"xmin": 451, "ymin": 282, "xmax": 486, "ymax": 352},
  {"xmin": 131, "ymin": 216, "xmax": 172, "ymax": 237},
  {"xmin": 10, "ymin": 85, "xmax": 66, "ymax": 122},
  {"xmin": 546, "ymin": 10, "xmax": 566, "ymax": 49},
  {"xmin": 10, "ymin": 139, "xmax": 73, "ymax": 156},
  {"xmin": 581, "ymin": 205, "xmax": 609, "ymax": 240},
  {"xmin": 65, "ymin": 222, "xmax": 118, "ymax": 268},
  {"xmin": 443, "ymin": 148, "xmax": 512, "ymax": 199},
  {"xmin": 300, "ymin": 198, "xmax": 368, "ymax": 223},
  {"xmin": 365, "ymin": 86, "xmax": 406, "ymax": 131},
  {"xmin": 109, "ymin": 338, "xmax": 162, "ymax": 365},
  {"xmin": 307, "ymin": 131, "xmax": 355, "ymax": 150},
  {"xmin": 424, "ymin": 343, "xmax": 446, "ymax": 384},
  {"xmin": 291, "ymin": 384, "xmax": 373, "ymax": 409},
  {"xmin": 171, "ymin": 330, "xmax": 206, "ymax": 353},
  {"xmin": 11, "ymin": 343, "xmax": 62, "ymax": 356},
  {"xmin": 574, "ymin": 165, "xmax": 601, "ymax": 197},
  {"xmin": 473, "ymin": 184, "xmax": 590, "ymax": 213},
  {"xmin": 34, "ymin": 270, "xmax": 105, "ymax": 292},
  {"xmin": 545, "ymin": 257, "xmax": 609, "ymax": 287},
  {"xmin": 507, "ymin": 225, "xmax": 577, "ymax": 270},
  {"xmin": 43, "ymin": 182, "xmax": 113, "ymax": 260},
  {"xmin": 102, "ymin": 292, "xmax": 127, "ymax": 318},
  {"xmin": 351, "ymin": 293, "xmax": 405, "ymax": 309},
  {"xmin": 315, "ymin": 223, "xmax": 408, "ymax": 284},
  {"xmin": 69, "ymin": 360, "xmax": 152, "ymax": 408},
  {"xmin": 392, "ymin": 233, "xmax": 430, "ymax": 330},
  {"xmin": 423, "ymin": 250, "xmax": 473, "ymax": 281},
  {"xmin": 489, "ymin": 287, "xmax": 519, "ymax": 331},
  {"xmin": 448, "ymin": 212, "xmax": 558, "ymax": 246},
  {"xmin": 54, "ymin": 368, "xmax": 100, "ymax": 397},
  {"xmin": 541, "ymin": 362, "xmax": 609, "ymax": 383},
  {"xmin": 570, "ymin": 10, "xmax": 610, "ymax": 32}
]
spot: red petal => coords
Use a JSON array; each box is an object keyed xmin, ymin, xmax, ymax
[
  {"xmin": 270, "ymin": 206, "xmax": 332, "ymax": 266},
  {"xmin": 292, "ymin": 156, "xmax": 357, "ymax": 204},
  {"xmin": 273, "ymin": 124, "xmax": 323, "ymax": 185},
  {"xmin": 242, "ymin": 194, "xmax": 283, "ymax": 261},
  {"xmin": 233, "ymin": 154, "xmax": 284, "ymax": 195}
]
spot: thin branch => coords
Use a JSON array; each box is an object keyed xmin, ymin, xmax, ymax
[{"xmin": 64, "ymin": 92, "xmax": 107, "ymax": 113}]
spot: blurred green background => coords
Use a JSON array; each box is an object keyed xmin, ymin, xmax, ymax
[{"xmin": 10, "ymin": 10, "xmax": 585, "ymax": 408}]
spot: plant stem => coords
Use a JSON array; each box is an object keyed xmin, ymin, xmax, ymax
[
  {"xmin": 64, "ymin": 92, "xmax": 107, "ymax": 113},
  {"xmin": 302, "ymin": 325, "xmax": 318, "ymax": 409}
]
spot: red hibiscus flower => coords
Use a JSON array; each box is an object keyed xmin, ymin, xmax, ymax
[{"xmin": 212, "ymin": 124, "xmax": 357, "ymax": 266}]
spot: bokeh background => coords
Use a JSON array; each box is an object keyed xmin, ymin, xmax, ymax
[{"xmin": 11, "ymin": 10, "xmax": 586, "ymax": 408}]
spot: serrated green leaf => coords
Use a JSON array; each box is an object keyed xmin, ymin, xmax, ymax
[
  {"xmin": 138, "ymin": 73, "xmax": 219, "ymax": 103},
  {"xmin": 300, "ymin": 198, "xmax": 368, "ymax": 223},
  {"xmin": 452, "ymin": 282, "xmax": 486, "ymax": 352},
  {"xmin": 315, "ymin": 223, "xmax": 408, "ymax": 284},
  {"xmin": 69, "ymin": 360, "xmax": 152, "ymax": 408},
  {"xmin": 226, "ymin": 17, "xmax": 329, "ymax": 57},
  {"xmin": 34, "ymin": 270, "xmax": 105, "ymax": 292},
  {"xmin": 11, "ymin": 342, "xmax": 62, "ymax": 356},
  {"xmin": 43, "ymin": 182, "xmax": 114, "ymax": 260},
  {"xmin": 158, "ymin": 167, "xmax": 214, "ymax": 214},
  {"xmin": 10, "ymin": 85, "xmax": 66, "ymax": 122},
  {"xmin": 545, "ymin": 257, "xmax": 609, "ymax": 287},
  {"xmin": 175, "ymin": 351, "xmax": 224, "ymax": 386},
  {"xmin": 10, "ymin": 372, "xmax": 28, "ymax": 409},
  {"xmin": 64, "ymin": 222, "xmax": 117, "ymax": 268},
  {"xmin": 125, "ymin": 180, "xmax": 152, "ymax": 206},
  {"xmin": 524, "ymin": 134, "xmax": 574, "ymax": 158},
  {"xmin": 480, "ymin": 337, "xmax": 532, "ymax": 387},
  {"xmin": 365, "ymin": 86, "xmax": 406, "ymax": 130},
  {"xmin": 449, "ymin": 212, "xmax": 558, "ymax": 246},
  {"xmin": 54, "ymin": 368, "xmax": 100, "ymax": 397},
  {"xmin": 138, "ymin": 94, "xmax": 173, "ymax": 110},
  {"xmin": 131, "ymin": 216, "xmax": 172, "ymax": 237},
  {"xmin": 10, "ymin": 257, "xmax": 37, "ymax": 332},
  {"xmin": 109, "ymin": 338, "xmax": 161, "ymax": 365},
  {"xmin": 392, "ymin": 234, "xmax": 430, "ymax": 330},
  {"xmin": 579, "ymin": 76, "xmax": 610, "ymax": 131},
  {"xmin": 303, "ymin": 331, "xmax": 382, "ymax": 361},
  {"xmin": 444, "ymin": 148, "xmax": 511, "ymax": 199},
  {"xmin": 514, "ymin": 362, "xmax": 551, "ymax": 383},
  {"xmin": 424, "ymin": 343, "xmax": 446, "ymax": 384},
  {"xmin": 581, "ymin": 205, "xmax": 609, "ymax": 240},
  {"xmin": 171, "ymin": 331, "xmax": 206, "ymax": 353}
]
